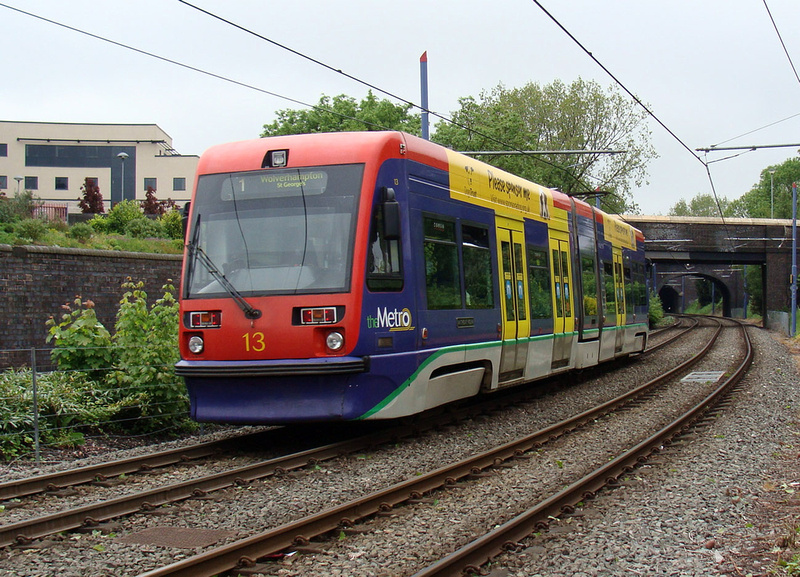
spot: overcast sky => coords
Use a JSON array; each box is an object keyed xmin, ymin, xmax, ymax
[{"xmin": 2, "ymin": 0, "xmax": 799, "ymax": 215}]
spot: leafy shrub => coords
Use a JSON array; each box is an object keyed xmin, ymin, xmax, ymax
[
  {"xmin": 140, "ymin": 187, "xmax": 177, "ymax": 216},
  {"xmin": 88, "ymin": 214, "xmax": 110, "ymax": 234},
  {"xmin": 40, "ymin": 280, "xmax": 189, "ymax": 443},
  {"xmin": 68, "ymin": 222, "xmax": 93, "ymax": 243},
  {"xmin": 106, "ymin": 279, "xmax": 186, "ymax": 431},
  {"xmin": 15, "ymin": 218, "xmax": 48, "ymax": 242},
  {"xmin": 78, "ymin": 177, "xmax": 105, "ymax": 214},
  {"xmin": 105, "ymin": 200, "xmax": 146, "ymax": 234},
  {"xmin": 159, "ymin": 209, "xmax": 184, "ymax": 240},
  {"xmin": 649, "ymin": 291, "xmax": 665, "ymax": 327},
  {"xmin": 0, "ymin": 191, "xmax": 42, "ymax": 224},
  {"xmin": 125, "ymin": 217, "xmax": 164, "ymax": 239},
  {"xmin": 0, "ymin": 369, "xmax": 132, "ymax": 459},
  {"xmin": 46, "ymin": 297, "xmax": 114, "ymax": 375}
]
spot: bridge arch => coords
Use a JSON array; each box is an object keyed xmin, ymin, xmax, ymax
[{"xmin": 657, "ymin": 272, "xmax": 733, "ymax": 317}]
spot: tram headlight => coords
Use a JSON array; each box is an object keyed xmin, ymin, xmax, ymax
[
  {"xmin": 188, "ymin": 335, "xmax": 205, "ymax": 354},
  {"xmin": 326, "ymin": 331, "xmax": 344, "ymax": 352}
]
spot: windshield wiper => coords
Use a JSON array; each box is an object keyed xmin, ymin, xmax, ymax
[{"xmin": 186, "ymin": 241, "xmax": 262, "ymax": 320}]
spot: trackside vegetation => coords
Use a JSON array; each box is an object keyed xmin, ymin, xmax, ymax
[
  {"xmin": 0, "ymin": 191, "xmax": 184, "ymax": 254},
  {"xmin": 0, "ymin": 280, "xmax": 189, "ymax": 460}
]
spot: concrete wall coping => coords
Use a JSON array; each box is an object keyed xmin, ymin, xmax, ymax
[{"xmin": 0, "ymin": 243, "xmax": 183, "ymax": 262}]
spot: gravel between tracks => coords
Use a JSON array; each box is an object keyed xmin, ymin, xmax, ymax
[{"xmin": 0, "ymin": 324, "xmax": 797, "ymax": 576}]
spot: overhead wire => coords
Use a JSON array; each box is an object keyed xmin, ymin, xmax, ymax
[
  {"xmin": 0, "ymin": 2, "xmax": 394, "ymax": 132},
  {"xmin": 527, "ymin": 0, "xmax": 739, "ymax": 246},
  {"xmin": 762, "ymin": 0, "xmax": 800, "ymax": 86},
  {"xmin": 0, "ymin": 1, "xmax": 596, "ymax": 197},
  {"xmin": 174, "ymin": 1, "xmax": 624, "ymax": 199}
]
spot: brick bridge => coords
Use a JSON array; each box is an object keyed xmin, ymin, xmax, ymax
[{"xmin": 623, "ymin": 216, "xmax": 797, "ymax": 328}]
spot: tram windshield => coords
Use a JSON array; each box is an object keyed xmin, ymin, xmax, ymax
[{"xmin": 184, "ymin": 164, "xmax": 364, "ymax": 298}]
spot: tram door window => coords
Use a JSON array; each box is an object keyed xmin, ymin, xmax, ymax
[
  {"xmin": 603, "ymin": 260, "xmax": 617, "ymax": 322},
  {"xmin": 624, "ymin": 254, "xmax": 634, "ymax": 323},
  {"xmin": 527, "ymin": 247, "xmax": 552, "ymax": 320},
  {"xmin": 612, "ymin": 248, "xmax": 626, "ymax": 352},
  {"xmin": 550, "ymin": 236, "xmax": 573, "ymax": 369},
  {"xmin": 580, "ymin": 254, "xmax": 599, "ymax": 331},
  {"xmin": 496, "ymin": 222, "xmax": 530, "ymax": 382}
]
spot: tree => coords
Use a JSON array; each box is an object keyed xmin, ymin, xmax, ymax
[
  {"xmin": 140, "ymin": 186, "xmax": 176, "ymax": 216},
  {"xmin": 669, "ymin": 193, "xmax": 733, "ymax": 217},
  {"xmin": 78, "ymin": 177, "xmax": 104, "ymax": 214},
  {"xmin": 728, "ymin": 157, "xmax": 800, "ymax": 219},
  {"xmin": 262, "ymin": 91, "xmax": 421, "ymax": 136},
  {"xmin": 432, "ymin": 79, "xmax": 657, "ymax": 214}
]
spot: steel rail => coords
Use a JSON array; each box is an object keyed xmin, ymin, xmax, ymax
[
  {"xmin": 135, "ymin": 320, "xmax": 724, "ymax": 577},
  {"xmin": 640, "ymin": 316, "xmax": 698, "ymax": 355},
  {"xmin": 0, "ymin": 427, "xmax": 422, "ymax": 548},
  {"xmin": 412, "ymin": 319, "xmax": 753, "ymax": 577},
  {"xmin": 0, "ymin": 436, "xmax": 234, "ymax": 502}
]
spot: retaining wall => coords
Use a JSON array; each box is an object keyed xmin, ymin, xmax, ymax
[{"xmin": 0, "ymin": 244, "xmax": 182, "ymax": 352}]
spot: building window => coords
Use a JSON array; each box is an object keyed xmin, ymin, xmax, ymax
[
  {"xmin": 0, "ymin": 176, "xmax": 7, "ymax": 190},
  {"xmin": 55, "ymin": 177, "xmax": 69, "ymax": 190},
  {"xmin": 144, "ymin": 177, "xmax": 157, "ymax": 192},
  {"xmin": 24, "ymin": 176, "xmax": 38, "ymax": 191},
  {"xmin": 173, "ymin": 177, "xmax": 186, "ymax": 192},
  {"xmin": 0, "ymin": 144, "xmax": 7, "ymax": 157}
]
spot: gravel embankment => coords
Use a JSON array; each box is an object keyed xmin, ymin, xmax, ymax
[{"xmin": 1, "ymin": 324, "xmax": 796, "ymax": 576}]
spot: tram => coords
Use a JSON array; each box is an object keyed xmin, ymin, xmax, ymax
[{"xmin": 175, "ymin": 131, "xmax": 648, "ymax": 423}]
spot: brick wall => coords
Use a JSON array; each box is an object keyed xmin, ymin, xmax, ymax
[{"xmin": 0, "ymin": 244, "xmax": 182, "ymax": 354}]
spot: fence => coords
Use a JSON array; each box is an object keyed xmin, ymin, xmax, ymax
[
  {"xmin": 32, "ymin": 202, "xmax": 69, "ymax": 223},
  {"xmin": 0, "ymin": 345, "xmax": 189, "ymax": 464}
]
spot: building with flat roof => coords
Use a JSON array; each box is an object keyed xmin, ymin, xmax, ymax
[{"xmin": 0, "ymin": 121, "xmax": 198, "ymax": 212}]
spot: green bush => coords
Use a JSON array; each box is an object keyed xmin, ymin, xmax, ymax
[
  {"xmin": 46, "ymin": 297, "xmax": 114, "ymax": 376},
  {"xmin": 106, "ymin": 279, "xmax": 186, "ymax": 431},
  {"xmin": 649, "ymin": 291, "xmax": 664, "ymax": 328},
  {"xmin": 0, "ymin": 191, "xmax": 42, "ymax": 224},
  {"xmin": 105, "ymin": 200, "xmax": 146, "ymax": 234},
  {"xmin": 15, "ymin": 218, "xmax": 48, "ymax": 242},
  {"xmin": 159, "ymin": 209, "xmax": 184, "ymax": 240},
  {"xmin": 68, "ymin": 222, "xmax": 93, "ymax": 243},
  {"xmin": 0, "ymin": 369, "xmax": 133, "ymax": 459},
  {"xmin": 88, "ymin": 214, "xmax": 110, "ymax": 234},
  {"xmin": 125, "ymin": 217, "xmax": 164, "ymax": 239}
]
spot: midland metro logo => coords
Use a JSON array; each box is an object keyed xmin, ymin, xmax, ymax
[{"xmin": 366, "ymin": 307, "xmax": 414, "ymax": 331}]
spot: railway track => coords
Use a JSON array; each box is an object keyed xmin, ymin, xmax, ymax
[
  {"xmin": 128, "ymin": 317, "xmax": 748, "ymax": 577},
  {"xmin": 0, "ymin": 316, "xmax": 736, "ymax": 576}
]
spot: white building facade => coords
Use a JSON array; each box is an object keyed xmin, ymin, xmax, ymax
[{"xmin": 0, "ymin": 121, "xmax": 198, "ymax": 212}]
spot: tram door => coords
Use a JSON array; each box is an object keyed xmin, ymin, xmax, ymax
[
  {"xmin": 612, "ymin": 248, "xmax": 626, "ymax": 352},
  {"xmin": 549, "ymin": 233, "xmax": 574, "ymax": 368},
  {"xmin": 496, "ymin": 218, "xmax": 530, "ymax": 383}
]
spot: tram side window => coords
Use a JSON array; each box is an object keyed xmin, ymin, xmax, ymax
[
  {"xmin": 367, "ymin": 202, "xmax": 403, "ymax": 291},
  {"xmin": 581, "ymin": 255, "xmax": 598, "ymax": 322},
  {"xmin": 527, "ymin": 247, "xmax": 553, "ymax": 319},
  {"xmin": 462, "ymin": 224, "xmax": 493, "ymax": 309},
  {"xmin": 604, "ymin": 260, "xmax": 617, "ymax": 315},
  {"xmin": 633, "ymin": 262, "xmax": 647, "ymax": 307},
  {"xmin": 424, "ymin": 217, "xmax": 462, "ymax": 309}
]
